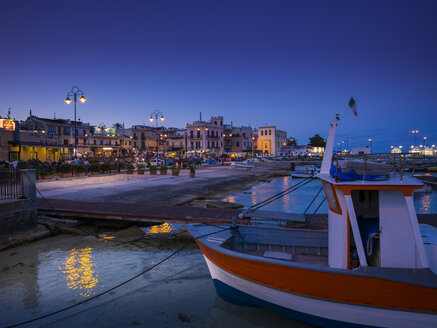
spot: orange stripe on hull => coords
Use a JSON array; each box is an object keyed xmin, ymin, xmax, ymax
[{"xmin": 197, "ymin": 242, "xmax": 437, "ymax": 313}]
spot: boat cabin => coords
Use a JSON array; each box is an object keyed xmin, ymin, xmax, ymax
[
  {"xmin": 319, "ymin": 118, "xmax": 431, "ymax": 271},
  {"xmin": 319, "ymin": 172, "xmax": 427, "ymax": 270}
]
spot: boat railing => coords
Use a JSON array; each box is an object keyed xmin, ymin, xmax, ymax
[{"xmin": 331, "ymin": 153, "xmax": 437, "ymax": 180}]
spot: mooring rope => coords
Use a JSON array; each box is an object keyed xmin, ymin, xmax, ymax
[
  {"xmin": 248, "ymin": 177, "xmax": 315, "ymax": 213},
  {"xmin": 305, "ymin": 197, "xmax": 327, "ymax": 227},
  {"xmin": 5, "ymin": 226, "xmax": 231, "ymax": 328},
  {"xmin": 248, "ymin": 177, "xmax": 312, "ymax": 210},
  {"xmin": 303, "ymin": 186, "xmax": 324, "ymax": 215}
]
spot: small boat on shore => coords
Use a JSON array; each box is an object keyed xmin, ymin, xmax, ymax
[
  {"xmin": 291, "ymin": 164, "xmax": 319, "ymax": 178},
  {"xmin": 230, "ymin": 161, "xmax": 254, "ymax": 168},
  {"xmin": 188, "ymin": 116, "xmax": 437, "ymax": 327}
]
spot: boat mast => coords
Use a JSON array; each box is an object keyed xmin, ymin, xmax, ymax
[{"xmin": 320, "ymin": 114, "xmax": 339, "ymax": 174}]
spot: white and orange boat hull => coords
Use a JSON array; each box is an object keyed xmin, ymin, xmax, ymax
[{"xmin": 193, "ymin": 235, "xmax": 437, "ymax": 328}]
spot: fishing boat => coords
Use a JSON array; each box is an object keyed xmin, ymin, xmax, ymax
[
  {"xmin": 188, "ymin": 116, "xmax": 437, "ymax": 327},
  {"xmin": 426, "ymin": 165, "xmax": 437, "ymax": 172}
]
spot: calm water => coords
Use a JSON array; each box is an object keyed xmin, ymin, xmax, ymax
[
  {"xmin": 220, "ymin": 175, "xmax": 437, "ymax": 215},
  {"xmin": 0, "ymin": 234, "xmax": 310, "ymax": 328}
]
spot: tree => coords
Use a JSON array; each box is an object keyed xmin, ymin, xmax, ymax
[
  {"xmin": 113, "ymin": 122, "xmax": 123, "ymax": 129},
  {"xmin": 308, "ymin": 134, "xmax": 326, "ymax": 147},
  {"xmin": 287, "ymin": 137, "xmax": 297, "ymax": 147}
]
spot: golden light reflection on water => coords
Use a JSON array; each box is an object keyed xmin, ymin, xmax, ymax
[
  {"xmin": 282, "ymin": 177, "xmax": 291, "ymax": 212},
  {"xmin": 59, "ymin": 247, "xmax": 98, "ymax": 297},
  {"xmin": 98, "ymin": 234, "xmax": 115, "ymax": 240},
  {"xmin": 147, "ymin": 222, "xmax": 174, "ymax": 234},
  {"xmin": 421, "ymin": 194, "xmax": 431, "ymax": 213},
  {"xmin": 223, "ymin": 195, "xmax": 236, "ymax": 203}
]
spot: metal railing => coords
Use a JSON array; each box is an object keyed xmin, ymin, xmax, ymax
[
  {"xmin": 331, "ymin": 153, "xmax": 437, "ymax": 179},
  {"xmin": 0, "ymin": 169, "xmax": 24, "ymax": 200}
]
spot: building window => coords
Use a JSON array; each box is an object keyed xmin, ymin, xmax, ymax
[
  {"xmin": 64, "ymin": 127, "xmax": 70, "ymax": 135},
  {"xmin": 190, "ymin": 130, "xmax": 193, "ymax": 138},
  {"xmin": 48, "ymin": 126, "xmax": 56, "ymax": 134},
  {"xmin": 214, "ymin": 121, "xmax": 217, "ymax": 125},
  {"xmin": 93, "ymin": 140, "xmax": 96, "ymax": 145},
  {"xmin": 236, "ymin": 141, "xmax": 240, "ymax": 147},
  {"xmin": 243, "ymin": 133, "xmax": 246, "ymax": 138},
  {"xmin": 191, "ymin": 141, "xmax": 194, "ymax": 149},
  {"xmin": 269, "ymin": 130, "xmax": 271, "ymax": 135},
  {"xmin": 64, "ymin": 139, "xmax": 68, "ymax": 145},
  {"xmin": 197, "ymin": 131, "xmax": 200, "ymax": 138},
  {"xmin": 100, "ymin": 140, "xmax": 103, "ymax": 145},
  {"xmin": 208, "ymin": 141, "xmax": 210, "ymax": 148}
]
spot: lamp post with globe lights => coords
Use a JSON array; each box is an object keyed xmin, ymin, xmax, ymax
[
  {"xmin": 65, "ymin": 86, "xmax": 86, "ymax": 158},
  {"xmin": 412, "ymin": 130, "xmax": 419, "ymax": 146},
  {"xmin": 149, "ymin": 110, "xmax": 165, "ymax": 160}
]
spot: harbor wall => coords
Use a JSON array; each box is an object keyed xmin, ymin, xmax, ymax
[{"xmin": 0, "ymin": 199, "xmax": 37, "ymax": 237}]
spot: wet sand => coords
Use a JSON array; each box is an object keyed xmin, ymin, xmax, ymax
[{"xmin": 36, "ymin": 166, "xmax": 273, "ymax": 205}]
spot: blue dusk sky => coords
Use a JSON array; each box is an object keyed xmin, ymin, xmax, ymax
[{"xmin": 0, "ymin": 0, "xmax": 436, "ymax": 152}]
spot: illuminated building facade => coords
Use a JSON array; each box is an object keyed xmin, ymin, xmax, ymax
[{"xmin": 257, "ymin": 126, "xmax": 287, "ymax": 157}]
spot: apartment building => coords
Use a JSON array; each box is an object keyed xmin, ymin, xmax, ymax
[
  {"xmin": 186, "ymin": 116, "xmax": 224, "ymax": 155},
  {"xmin": 223, "ymin": 125, "xmax": 254, "ymax": 154}
]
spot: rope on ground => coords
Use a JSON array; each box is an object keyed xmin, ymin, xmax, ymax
[{"xmin": 6, "ymin": 226, "xmax": 231, "ymax": 328}]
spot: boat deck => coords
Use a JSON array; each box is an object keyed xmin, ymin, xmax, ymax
[
  {"xmin": 220, "ymin": 225, "xmax": 330, "ymax": 267},
  {"xmin": 224, "ymin": 244, "xmax": 329, "ymax": 267}
]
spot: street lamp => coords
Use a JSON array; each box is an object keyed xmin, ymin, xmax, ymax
[
  {"xmin": 368, "ymin": 138, "xmax": 373, "ymax": 153},
  {"xmin": 65, "ymin": 86, "xmax": 86, "ymax": 158},
  {"xmin": 412, "ymin": 130, "xmax": 419, "ymax": 146},
  {"xmin": 149, "ymin": 109, "xmax": 165, "ymax": 160},
  {"xmin": 423, "ymin": 136, "xmax": 427, "ymax": 147},
  {"xmin": 252, "ymin": 136, "xmax": 255, "ymax": 156}
]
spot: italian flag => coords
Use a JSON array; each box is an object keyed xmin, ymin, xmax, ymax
[{"xmin": 349, "ymin": 97, "xmax": 358, "ymax": 116}]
